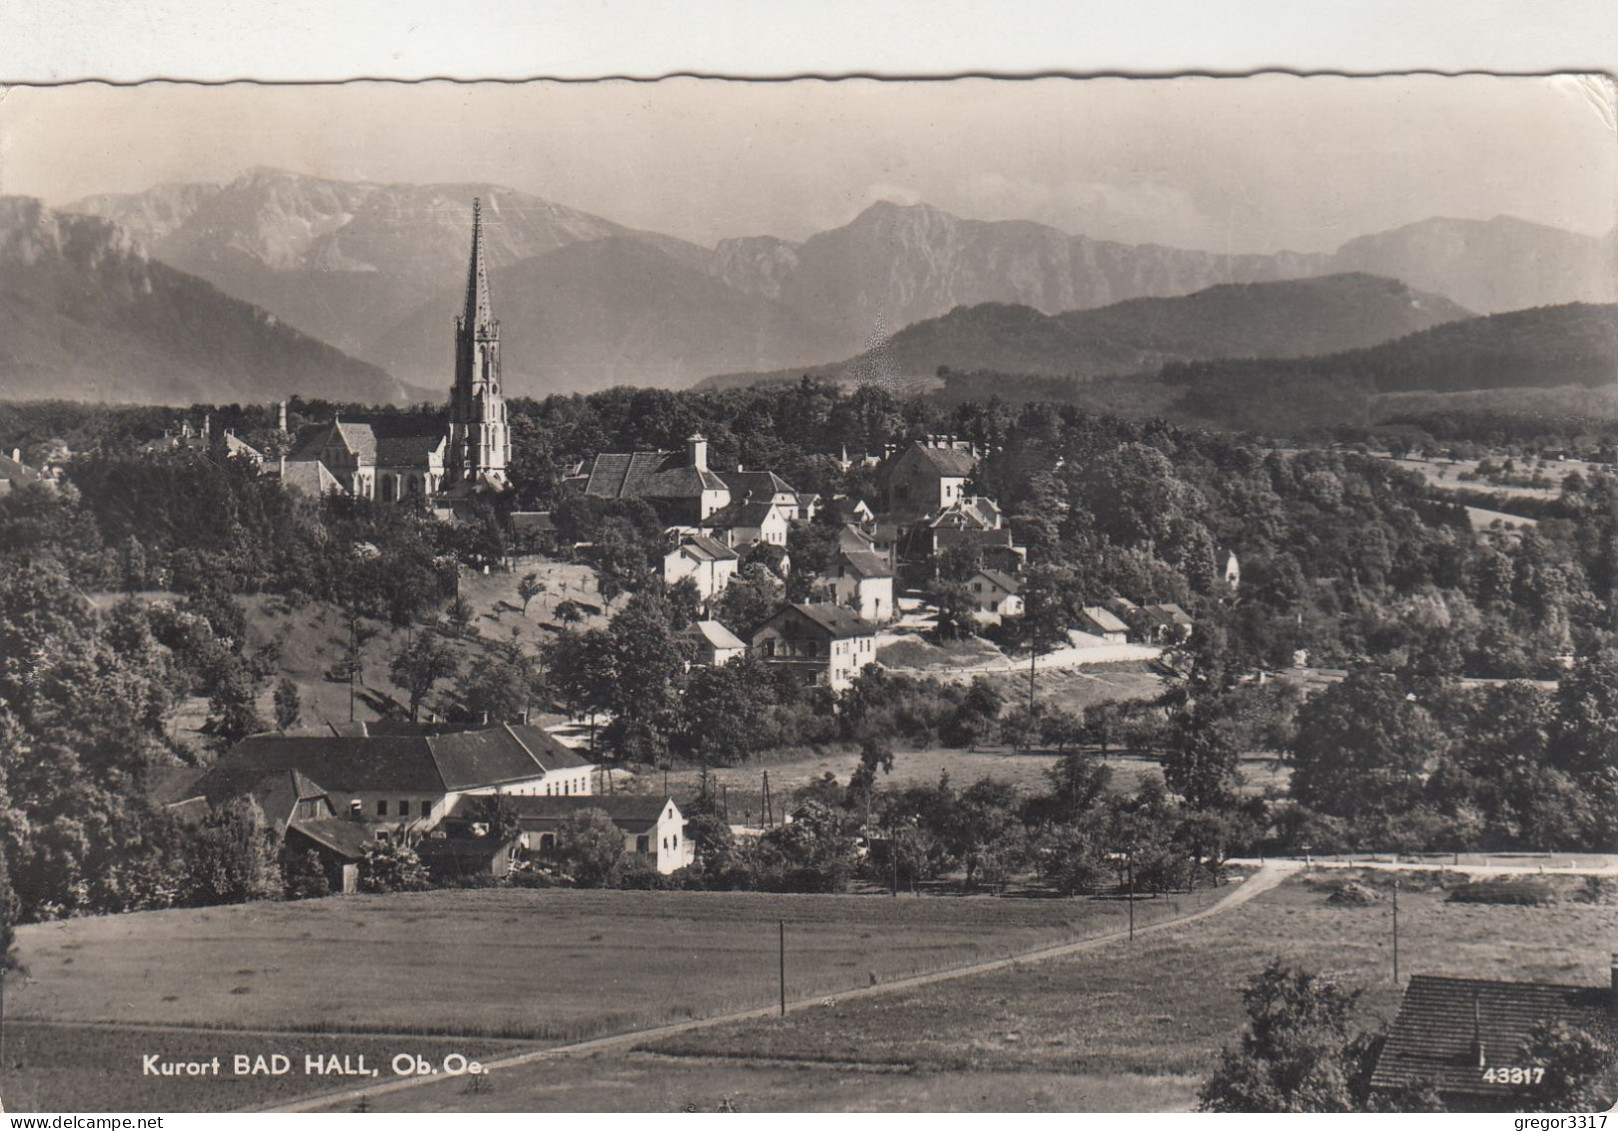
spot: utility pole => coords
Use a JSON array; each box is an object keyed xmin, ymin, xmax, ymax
[
  {"xmin": 348, "ymin": 606, "xmax": 358, "ymax": 723},
  {"xmin": 1127, "ymin": 852, "xmax": 1135, "ymax": 942},
  {"xmin": 1028, "ymin": 643, "xmax": 1037, "ymax": 718},
  {"xmin": 778, "ymin": 920, "xmax": 786, "ymax": 1017},
  {"xmin": 762, "ymin": 771, "xmax": 772, "ymax": 827},
  {"xmin": 1391, "ymin": 878, "xmax": 1400, "ymax": 985}
]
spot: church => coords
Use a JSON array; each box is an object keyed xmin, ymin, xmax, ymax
[{"xmin": 282, "ymin": 199, "xmax": 511, "ymax": 503}]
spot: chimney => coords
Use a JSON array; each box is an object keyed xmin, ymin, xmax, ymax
[
  {"xmin": 278, "ymin": 399, "xmax": 288, "ymax": 434},
  {"xmin": 686, "ymin": 433, "xmax": 708, "ymax": 472}
]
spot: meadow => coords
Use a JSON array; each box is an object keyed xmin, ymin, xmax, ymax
[
  {"xmin": 6, "ymin": 884, "xmax": 1230, "ymax": 1111},
  {"xmin": 349, "ymin": 870, "xmax": 1615, "ymax": 1113}
]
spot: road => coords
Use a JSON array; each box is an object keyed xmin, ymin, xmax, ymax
[{"xmin": 260, "ymin": 860, "xmax": 1301, "ymax": 1113}]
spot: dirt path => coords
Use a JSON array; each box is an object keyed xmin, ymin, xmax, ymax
[{"xmin": 260, "ymin": 861, "xmax": 1301, "ymax": 1113}]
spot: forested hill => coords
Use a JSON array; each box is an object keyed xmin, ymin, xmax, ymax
[
  {"xmin": 1165, "ymin": 302, "xmax": 1618, "ymax": 431},
  {"xmin": 698, "ymin": 273, "xmax": 1471, "ymax": 390},
  {"xmin": 0, "ymin": 197, "xmax": 418, "ymax": 406}
]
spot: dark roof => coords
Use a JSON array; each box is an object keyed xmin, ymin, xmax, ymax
[
  {"xmin": 1144, "ymin": 603, "xmax": 1194, "ymax": 627},
  {"xmin": 1371, "ymin": 974, "xmax": 1616, "ymax": 1098},
  {"xmin": 974, "ymin": 568, "xmax": 1021, "ymax": 594},
  {"xmin": 416, "ymin": 833, "xmax": 519, "ymax": 861},
  {"xmin": 288, "ymin": 421, "xmax": 379, "ymax": 465},
  {"xmin": 447, "ymin": 793, "xmax": 677, "ymax": 834},
  {"xmin": 721, "ymin": 470, "xmax": 797, "ymax": 500},
  {"xmin": 838, "ymin": 550, "xmax": 892, "ymax": 579},
  {"xmin": 932, "ymin": 527, "xmax": 1015, "ymax": 551},
  {"xmin": 757, "ymin": 603, "xmax": 877, "ymax": 642},
  {"xmin": 286, "ymin": 818, "xmax": 377, "ymax": 859},
  {"xmin": 195, "ymin": 725, "xmax": 591, "ymax": 808},
  {"xmin": 279, "ymin": 459, "xmax": 344, "ymax": 496},
  {"xmin": 375, "ymin": 433, "xmax": 444, "ymax": 467},
  {"xmin": 704, "ymin": 500, "xmax": 782, "ymax": 529},
  {"xmin": 583, "ymin": 451, "xmax": 728, "ymax": 501},
  {"xmin": 906, "ymin": 443, "xmax": 977, "ymax": 477},
  {"xmin": 670, "ymin": 533, "xmax": 739, "ymax": 562}
]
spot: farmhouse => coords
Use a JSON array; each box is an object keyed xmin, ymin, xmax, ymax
[
  {"xmin": 444, "ymin": 794, "xmax": 695, "ymax": 874},
  {"xmin": 752, "ymin": 603, "xmax": 879, "ymax": 691},
  {"xmin": 826, "ymin": 550, "xmax": 895, "ymax": 623},
  {"xmin": 181, "ymin": 724, "xmax": 596, "ymax": 834},
  {"xmin": 663, "ymin": 532, "xmax": 739, "ymax": 598},
  {"xmin": 968, "ymin": 568, "xmax": 1024, "ymax": 619},
  {"xmin": 1139, "ymin": 602, "xmax": 1195, "ymax": 644},
  {"xmin": 582, "ymin": 433, "xmax": 732, "ymax": 523},
  {"xmin": 1370, "ymin": 966, "xmax": 1617, "ymax": 1111}
]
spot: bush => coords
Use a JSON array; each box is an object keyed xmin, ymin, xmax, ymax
[
  {"xmin": 358, "ymin": 839, "xmax": 431, "ymax": 893},
  {"xmin": 282, "ymin": 848, "xmax": 330, "ymax": 900},
  {"xmin": 1325, "ymin": 881, "xmax": 1381, "ymax": 907},
  {"xmin": 1446, "ymin": 879, "xmax": 1558, "ymax": 906},
  {"xmin": 554, "ymin": 808, "xmax": 626, "ymax": 887}
]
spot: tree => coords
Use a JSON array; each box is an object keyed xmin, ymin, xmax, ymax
[
  {"xmin": 1160, "ymin": 701, "xmax": 1242, "ymax": 810},
  {"xmin": 517, "ymin": 572, "xmax": 546, "ymax": 616},
  {"xmin": 1287, "ymin": 671, "xmax": 1442, "ymax": 824},
  {"xmin": 282, "ymin": 848, "xmax": 330, "ymax": 900},
  {"xmin": 927, "ymin": 579, "xmax": 977, "ymax": 642},
  {"xmin": 555, "ymin": 808, "xmax": 626, "ymax": 887},
  {"xmin": 461, "ymin": 640, "xmax": 543, "ymax": 724},
  {"xmin": 389, "ymin": 633, "xmax": 460, "ymax": 722},
  {"xmin": 273, "ymin": 677, "xmax": 302, "ymax": 732},
  {"xmin": 553, "ymin": 599, "xmax": 586, "ymax": 626},
  {"xmin": 946, "ymin": 677, "xmax": 1005, "ymax": 751},
  {"xmin": 942, "ymin": 777, "xmax": 1022, "ymax": 891},
  {"xmin": 1199, "ymin": 961, "xmax": 1375, "ymax": 1112},
  {"xmin": 183, "ymin": 799, "xmax": 280, "ymax": 906},
  {"xmin": 1520, "ymin": 1019, "xmax": 1618, "ymax": 1111},
  {"xmin": 713, "ymin": 562, "xmax": 783, "ymax": 637},
  {"xmin": 358, "ymin": 839, "xmax": 430, "ymax": 893}
]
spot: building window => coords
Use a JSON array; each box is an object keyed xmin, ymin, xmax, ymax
[
  {"xmin": 420, "ymin": 800, "xmax": 432, "ymax": 818},
  {"xmin": 377, "ymin": 800, "xmax": 388, "ymax": 816},
  {"xmin": 399, "ymin": 800, "xmax": 409, "ymax": 816},
  {"xmin": 636, "ymin": 836, "xmax": 650, "ymax": 855}
]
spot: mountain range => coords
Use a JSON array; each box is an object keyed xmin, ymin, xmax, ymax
[
  {"xmin": 61, "ymin": 169, "xmax": 1618, "ymax": 399},
  {"xmin": 0, "ymin": 197, "xmax": 412, "ymax": 406},
  {"xmin": 698, "ymin": 273, "xmax": 1474, "ymax": 390}
]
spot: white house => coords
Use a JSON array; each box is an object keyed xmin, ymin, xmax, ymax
[
  {"xmin": 968, "ymin": 568, "xmax": 1024, "ymax": 619},
  {"xmin": 752, "ymin": 603, "xmax": 879, "ymax": 691},
  {"xmin": 826, "ymin": 550, "xmax": 895, "ymax": 623},
  {"xmin": 683, "ymin": 619, "xmax": 748, "ymax": 666},
  {"xmin": 484, "ymin": 794, "xmax": 695, "ymax": 874},
  {"xmin": 663, "ymin": 532, "xmax": 740, "ymax": 598},
  {"xmin": 702, "ymin": 499, "xmax": 793, "ymax": 550}
]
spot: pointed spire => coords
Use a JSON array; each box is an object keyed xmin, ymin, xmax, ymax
[{"xmin": 463, "ymin": 197, "xmax": 494, "ymax": 334}]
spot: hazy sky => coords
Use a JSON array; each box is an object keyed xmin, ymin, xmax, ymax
[{"xmin": 1, "ymin": 74, "xmax": 1612, "ymax": 253}]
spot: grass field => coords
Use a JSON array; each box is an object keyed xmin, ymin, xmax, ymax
[
  {"xmin": 349, "ymin": 870, "xmax": 1614, "ymax": 1113},
  {"xmin": 7, "ymin": 886, "xmax": 1227, "ymax": 1111},
  {"xmin": 9, "ymin": 889, "xmax": 1205, "ymax": 1038}
]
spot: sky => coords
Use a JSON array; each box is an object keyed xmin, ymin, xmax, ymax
[{"xmin": 0, "ymin": 74, "xmax": 1613, "ymax": 254}]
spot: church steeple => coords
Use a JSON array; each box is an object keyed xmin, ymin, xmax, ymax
[
  {"xmin": 462, "ymin": 197, "xmax": 494, "ymax": 337},
  {"xmin": 446, "ymin": 197, "xmax": 509, "ymax": 490}
]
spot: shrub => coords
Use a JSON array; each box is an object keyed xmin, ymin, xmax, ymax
[{"xmin": 1446, "ymin": 880, "xmax": 1557, "ymax": 906}]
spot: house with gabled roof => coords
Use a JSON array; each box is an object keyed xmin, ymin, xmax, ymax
[
  {"xmin": 583, "ymin": 434, "xmax": 733, "ymax": 523},
  {"xmin": 826, "ymin": 550, "xmax": 895, "ymax": 623},
  {"xmin": 752, "ymin": 603, "xmax": 879, "ymax": 690},
  {"xmin": 175, "ymin": 722, "xmax": 596, "ymax": 858},
  {"xmin": 683, "ymin": 619, "xmax": 747, "ymax": 667},
  {"xmin": 1370, "ymin": 966, "xmax": 1617, "ymax": 1111},
  {"xmin": 880, "ymin": 438, "xmax": 979, "ymax": 521},
  {"xmin": 702, "ymin": 498, "xmax": 793, "ymax": 550},
  {"xmin": 440, "ymin": 794, "xmax": 694, "ymax": 874},
  {"xmin": 967, "ymin": 568, "xmax": 1024, "ymax": 620},
  {"xmin": 1079, "ymin": 605, "xmax": 1131, "ymax": 643},
  {"xmin": 663, "ymin": 531, "xmax": 739, "ymax": 598},
  {"xmin": 0, "ymin": 448, "xmax": 48, "ymax": 496}
]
